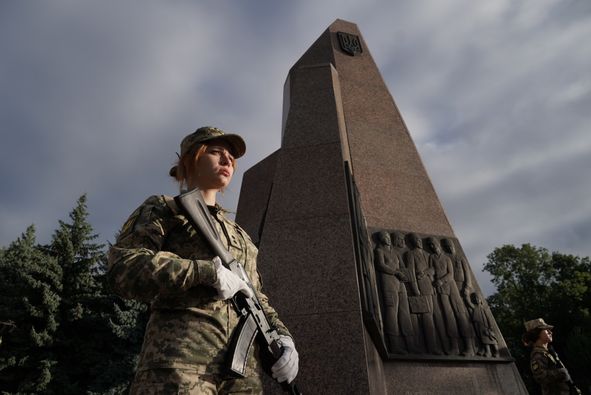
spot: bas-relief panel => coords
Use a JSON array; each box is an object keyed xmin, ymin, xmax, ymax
[
  {"xmin": 344, "ymin": 161, "xmax": 507, "ymax": 361},
  {"xmin": 364, "ymin": 229, "xmax": 509, "ymax": 361}
]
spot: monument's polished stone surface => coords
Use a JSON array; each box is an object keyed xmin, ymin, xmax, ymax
[{"xmin": 237, "ymin": 18, "xmax": 527, "ymax": 395}]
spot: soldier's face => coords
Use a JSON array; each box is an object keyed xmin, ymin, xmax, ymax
[
  {"xmin": 191, "ymin": 141, "xmax": 235, "ymax": 190},
  {"xmin": 539, "ymin": 329, "xmax": 553, "ymax": 344}
]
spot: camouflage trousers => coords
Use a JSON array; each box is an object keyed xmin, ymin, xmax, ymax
[{"xmin": 130, "ymin": 368, "xmax": 263, "ymax": 395}]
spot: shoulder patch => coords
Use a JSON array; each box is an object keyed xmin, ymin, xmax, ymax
[
  {"xmin": 118, "ymin": 195, "xmax": 167, "ymax": 240},
  {"xmin": 531, "ymin": 361, "xmax": 540, "ymax": 372}
]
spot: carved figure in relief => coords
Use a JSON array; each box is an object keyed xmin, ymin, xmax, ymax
[
  {"xmin": 441, "ymin": 239, "xmax": 473, "ymax": 307},
  {"xmin": 405, "ymin": 233, "xmax": 443, "ymax": 355},
  {"xmin": 469, "ymin": 293, "xmax": 499, "ymax": 357},
  {"xmin": 391, "ymin": 232, "xmax": 417, "ymax": 352},
  {"xmin": 373, "ymin": 231, "xmax": 413, "ymax": 353},
  {"xmin": 440, "ymin": 238, "xmax": 476, "ymax": 356},
  {"xmin": 426, "ymin": 237, "xmax": 461, "ymax": 355}
]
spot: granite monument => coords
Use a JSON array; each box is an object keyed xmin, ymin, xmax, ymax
[{"xmin": 236, "ymin": 19, "xmax": 527, "ymax": 395}]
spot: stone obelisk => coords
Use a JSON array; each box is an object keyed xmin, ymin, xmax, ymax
[{"xmin": 236, "ymin": 19, "xmax": 527, "ymax": 394}]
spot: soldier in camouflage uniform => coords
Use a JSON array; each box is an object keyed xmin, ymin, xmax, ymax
[
  {"xmin": 522, "ymin": 318, "xmax": 580, "ymax": 395},
  {"xmin": 108, "ymin": 126, "xmax": 299, "ymax": 394}
]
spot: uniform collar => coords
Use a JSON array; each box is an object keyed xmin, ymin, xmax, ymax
[{"xmin": 208, "ymin": 204, "xmax": 222, "ymax": 215}]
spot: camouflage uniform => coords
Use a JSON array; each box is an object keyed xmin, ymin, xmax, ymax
[
  {"xmin": 530, "ymin": 346, "xmax": 570, "ymax": 395},
  {"xmin": 108, "ymin": 195, "xmax": 291, "ymax": 394}
]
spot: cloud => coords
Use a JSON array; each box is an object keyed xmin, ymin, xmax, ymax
[
  {"xmin": 366, "ymin": 1, "xmax": 591, "ymax": 293},
  {"xmin": 1, "ymin": 1, "xmax": 589, "ymax": 297}
]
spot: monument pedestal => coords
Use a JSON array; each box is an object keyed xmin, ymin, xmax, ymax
[{"xmin": 237, "ymin": 19, "xmax": 527, "ymax": 394}]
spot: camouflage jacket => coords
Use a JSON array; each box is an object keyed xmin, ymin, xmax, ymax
[
  {"xmin": 530, "ymin": 346, "xmax": 570, "ymax": 395},
  {"xmin": 108, "ymin": 195, "xmax": 290, "ymax": 376}
]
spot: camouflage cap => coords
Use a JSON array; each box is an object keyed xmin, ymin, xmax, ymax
[
  {"xmin": 524, "ymin": 318, "xmax": 553, "ymax": 332},
  {"xmin": 170, "ymin": 126, "xmax": 246, "ymax": 177}
]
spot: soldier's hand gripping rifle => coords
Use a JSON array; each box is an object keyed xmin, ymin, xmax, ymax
[
  {"xmin": 175, "ymin": 189, "xmax": 301, "ymax": 395},
  {"xmin": 548, "ymin": 346, "xmax": 581, "ymax": 395}
]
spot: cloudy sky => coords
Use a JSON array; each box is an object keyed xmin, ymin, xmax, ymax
[{"xmin": 1, "ymin": 1, "xmax": 589, "ymax": 295}]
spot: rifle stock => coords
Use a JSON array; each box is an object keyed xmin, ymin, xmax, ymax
[{"xmin": 175, "ymin": 189, "xmax": 301, "ymax": 395}]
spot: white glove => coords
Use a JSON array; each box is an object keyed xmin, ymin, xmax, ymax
[
  {"xmin": 271, "ymin": 335, "xmax": 299, "ymax": 384},
  {"xmin": 211, "ymin": 257, "xmax": 254, "ymax": 300}
]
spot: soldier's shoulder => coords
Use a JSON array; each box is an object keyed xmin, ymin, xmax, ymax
[
  {"xmin": 141, "ymin": 194, "xmax": 168, "ymax": 207},
  {"xmin": 118, "ymin": 195, "xmax": 175, "ymax": 237},
  {"xmin": 138, "ymin": 194, "xmax": 177, "ymax": 214},
  {"xmin": 530, "ymin": 348, "xmax": 546, "ymax": 374},
  {"xmin": 530, "ymin": 347, "xmax": 549, "ymax": 361}
]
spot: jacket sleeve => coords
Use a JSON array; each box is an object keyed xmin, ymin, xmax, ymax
[{"xmin": 107, "ymin": 195, "xmax": 217, "ymax": 303}]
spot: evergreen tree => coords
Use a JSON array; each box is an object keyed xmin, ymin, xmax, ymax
[
  {"xmin": 484, "ymin": 244, "xmax": 591, "ymax": 394},
  {"xmin": 49, "ymin": 195, "xmax": 106, "ymax": 393},
  {"xmin": 87, "ymin": 258, "xmax": 147, "ymax": 395},
  {"xmin": 0, "ymin": 225, "xmax": 61, "ymax": 393},
  {"xmin": 49, "ymin": 195, "xmax": 147, "ymax": 394},
  {"xmin": 0, "ymin": 196, "xmax": 147, "ymax": 393}
]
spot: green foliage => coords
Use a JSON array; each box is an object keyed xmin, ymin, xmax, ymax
[
  {"xmin": 0, "ymin": 225, "xmax": 61, "ymax": 393},
  {"xmin": 484, "ymin": 244, "xmax": 591, "ymax": 394},
  {"xmin": 0, "ymin": 196, "xmax": 147, "ymax": 394},
  {"xmin": 82, "ymin": 258, "xmax": 148, "ymax": 395},
  {"xmin": 49, "ymin": 195, "xmax": 107, "ymax": 394}
]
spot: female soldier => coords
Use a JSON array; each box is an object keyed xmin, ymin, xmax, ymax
[
  {"xmin": 522, "ymin": 318, "xmax": 579, "ymax": 395},
  {"xmin": 108, "ymin": 126, "xmax": 299, "ymax": 394}
]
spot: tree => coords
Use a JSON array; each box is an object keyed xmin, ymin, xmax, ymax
[
  {"xmin": 84, "ymin": 257, "xmax": 147, "ymax": 395},
  {"xmin": 48, "ymin": 195, "xmax": 105, "ymax": 394},
  {"xmin": 0, "ymin": 225, "xmax": 61, "ymax": 393},
  {"xmin": 484, "ymin": 244, "xmax": 591, "ymax": 394},
  {"xmin": 48, "ymin": 195, "xmax": 147, "ymax": 394},
  {"xmin": 0, "ymin": 196, "xmax": 148, "ymax": 394}
]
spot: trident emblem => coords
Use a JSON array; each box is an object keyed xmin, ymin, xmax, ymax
[{"xmin": 337, "ymin": 32, "xmax": 363, "ymax": 56}]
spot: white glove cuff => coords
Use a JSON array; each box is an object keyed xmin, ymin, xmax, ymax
[{"xmin": 279, "ymin": 335, "xmax": 295, "ymax": 349}]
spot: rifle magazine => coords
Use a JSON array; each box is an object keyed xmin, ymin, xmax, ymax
[{"xmin": 228, "ymin": 314, "xmax": 258, "ymax": 377}]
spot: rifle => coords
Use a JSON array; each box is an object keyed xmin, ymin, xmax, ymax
[
  {"xmin": 548, "ymin": 346, "xmax": 581, "ymax": 395},
  {"xmin": 175, "ymin": 188, "xmax": 301, "ymax": 395}
]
